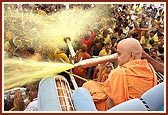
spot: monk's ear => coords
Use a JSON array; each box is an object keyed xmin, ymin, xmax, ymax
[
  {"xmin": 129, "ymin": 52, "xmax": 133, "ymax": 58},
  {"xmin": 130, "ymin": 52, "xmax": 133, "ymax": 57},
  {"xmin": 130, "ymin": 52, "xmax": 135, "ymax": 60}
]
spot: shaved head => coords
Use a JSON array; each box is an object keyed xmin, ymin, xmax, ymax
[
  {"xmin": 118, "ymin": 38, "xmax": 142, "ymax": 53},
  {"xmin": 117, "ymin": 38, "xmax": 142, "ymax": 66}
]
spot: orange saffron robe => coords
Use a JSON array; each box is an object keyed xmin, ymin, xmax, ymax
[{"xmin": 83, "ymin": 59, "xmax": 157, "ymax": 111}]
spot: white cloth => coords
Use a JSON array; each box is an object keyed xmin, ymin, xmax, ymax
[{"xmin": 24, "ymin": 98, "xmax": 38, "ymax": 111}]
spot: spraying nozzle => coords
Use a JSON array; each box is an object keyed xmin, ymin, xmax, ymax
[{"xmin": 64, "ymin": 37, "xmax": 76, "ymax": 59}]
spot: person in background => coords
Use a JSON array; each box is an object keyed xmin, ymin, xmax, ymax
[
  {"xmin": 26, "ymin": 47, "xmax": 42, "ymax": 61},
  {"xmin": 13, "ymin": 81, "xmax": 39, "ymax": 111},
  {"xmin": 54, "ymin": 48, "xmax": 70, "ymax": 63},
  {"xmin": 80, "ymin": 29, "xmax": 95, "ymax": 53},
  {"xmin": 88, "ymin": 39, "xmax": 103, "ymax": 79},
  {"xmin": 99, "ymin": 42, "xmax": 112, "ymax": 57},
  {"xmin": 129, "ymin": 22, "xmax": 148, "ymax": 41},
  {"xmin": 97, "ymin": 62, "xmax": 114, "ymax": 83},
  {"xmin": 92, "ymin": 42, "xmax": 112, "ymax": 80},
  {"xmin": 73, "ymin": 44, "xmax": 91, "ymax": 86}
]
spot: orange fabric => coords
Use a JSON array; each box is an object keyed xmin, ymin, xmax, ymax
[
  {"xmin": 100, "ymin": 73, "xmax": 108, "ymax": 83},
  {"xmin": 76, "ymin": 50, "xmax": 91, "ymax": 62},
  {"xmin": 73, "ymin": 67, "xmax": 87, "ymax": 78},
  {"xmin": 73, "ymin": 50, "xmax": 91, "ymax": 78},
  {"xmin": 73, "ymin": 50, "xmax": 91, "ymax": 86},
  {"xmin": 102, "ymin": 59, "xmax": 157, "ymax": 105},
  {"xmin": 83, "ymin": 59, "xmax": 157, "ymax": 111},
  {"xmin": 83, "ymin": 80, "xmax": 108, "ymax": 111}
]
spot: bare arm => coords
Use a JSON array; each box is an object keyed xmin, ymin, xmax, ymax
[{"xmin": 142, "ymin": 50, "xmax": 164, "ymax": 74}]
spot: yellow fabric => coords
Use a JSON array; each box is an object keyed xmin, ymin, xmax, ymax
[
  {"xmin": 101, "ymin": 18, "xmax": 107, "ymax": 26},
  {"xmin": 135, "ymin": 7, "xmax": 142, "ymax": 13},
  {"xmin": 104, "ymin": 34, "xmax": 111, "ymax": 45},
  {"xmin": 4, "ymin": 41, "xmax": 11, "ymax": 51},
  {"xmin": 140, "ymin": 36, "xmax": 146, "ymax": 45},
  {"xmin": 38, "ymin": 10, "xmax": 46, "ymax": 15},
  {"xmin": 123, "ymin": 26, "xmax": 129, "ymax": 35},
  {"xmin": 54, "ymin": 50, "xmax": 70, "ymax": 63},
  {"xmin": 30, "ymin": 53, "xmax": 42, "ymax": 62},
  {"xmin": 140, "ymin": 36, "xmax": 152, "ymax": 50},
  {"xmin": 154, "ymin": 19, "xmax": 161, "ymax": 25},
  {"xmin": 136, "ymin": 17, "xmax": 142, "ymax": 23},
  {"xmin": 146, "ymin": 44, "xmax": 153, "ymax": 50},
  {"xmin": 99, "ymin": 48, "xmax": 112, "ymax": 57},
  {"xmin": 153, "ymin": 33, "xmax": 159, "ymax": 43}
]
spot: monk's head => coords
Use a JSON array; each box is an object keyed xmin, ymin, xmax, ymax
[{"xmin": 116, "ymin": 38, "xmax": 142, "ymax": 66}]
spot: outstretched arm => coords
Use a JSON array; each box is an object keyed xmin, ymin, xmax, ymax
[{"xmin": 142, "ymin": 50, "xmax": 164, "ymax": 74}]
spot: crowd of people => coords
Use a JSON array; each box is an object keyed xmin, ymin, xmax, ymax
[{"xmin": 4, "ymin": 3, "xmax": 165, "ymax": 111}]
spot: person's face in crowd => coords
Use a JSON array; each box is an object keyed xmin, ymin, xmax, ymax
[
  {"xmin": 111, "ymin": 37, "xmax": 117, "ymax": 44},
  {"xmin": 26, "ymin": 84, "xmax": 38, "ymax": 101},
  {"xmin": 158, "ymin": 35, "xmax": 164, "ymax": 42},
  {"xmin": 156, "ymin": 17, "xmax": 160, "ymax": 21},
  {"xmin": 153, "ymin": 44, "xmax": 158, "ymax": 50},
  {"xmin": 144, "ymin": 32, "xmax": 149, "ymax": 38},
  {"xmin": 149, "ymin": 32, "xmax": 154, "ymax": 38},
  {"xmin": 95, "ymin": 42, "xmax": 102, "ymax": 47},
  {"xmin": 105, "ymin": 44, "xmax": 111, "ymax": 52},
  {"xmin": 119, "ymin": 33, "xmax": 126, "ymax": 40},
  {"xmin": 150, "ymin": 48, "xmax": 157, "ymax": 58},
  {"xmin": 159, "ymin": 37, "xmax": 164, "ymax": 46},
  {"xmin": 134, "ymin": 35, "xmax": 140, "ymax": 40}
]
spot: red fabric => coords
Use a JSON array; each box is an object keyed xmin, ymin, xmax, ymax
[{"xmin": 80, "ymin": 30, "xmax": 95, "ymax": 53}]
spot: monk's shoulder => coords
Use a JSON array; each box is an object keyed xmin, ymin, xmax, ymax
[{"xmin": 108, "ymin": 67, "xmax": 125, "ymax": 78}]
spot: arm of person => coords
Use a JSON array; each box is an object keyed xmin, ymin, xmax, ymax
[
  {"xmin": 13, "ymin": 90, "xmax": 25, "ymax": 111},
  {"xmin": 140, "ymin": 28, "xmax": 149, "ymax": 31},
  {"xmin": 102, "ymin": 68, "xmax": 129, "ymax": 106},
  {"xmin": 142, "ymin": 50, "xmax": 164, "ymax": 74}
]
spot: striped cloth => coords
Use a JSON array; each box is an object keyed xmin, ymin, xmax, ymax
[{"xmin": 156, "ymin": 72, "xmax": 164, "ymax": 84}]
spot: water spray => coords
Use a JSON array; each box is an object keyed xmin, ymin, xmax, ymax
[{"xmin": 4, "ymin": 4, "xmax": 112, "ymax": 90}]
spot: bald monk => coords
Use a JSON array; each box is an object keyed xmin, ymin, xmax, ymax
[{"xmin": 82, "ymin": 38, "xmax": 157, "ymax": 111}]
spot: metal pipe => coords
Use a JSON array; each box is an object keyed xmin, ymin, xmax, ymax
[
  {"xmin": 74, "ymin": 53, "xmax": 118, "ymax": 68},
  {"xmin": 64, "ymin": 37, "xmax": 76, "ymax": 59},
  {"xmin": 64, "ymin": 37, "xmax": 78, "ymax": 89}
]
